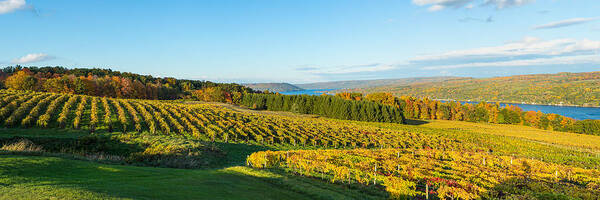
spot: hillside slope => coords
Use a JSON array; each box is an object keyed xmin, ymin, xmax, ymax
[
  {"xmin": 243, "ymin": 83, "xmax": 304, "ymax": 92},
  {"xmin": 342, "ymin": 71, "xmax": 600, "ymax": 107},
  {"xmin": 297, "ymin": 76, "xmax": 458, "ymax": 90}
]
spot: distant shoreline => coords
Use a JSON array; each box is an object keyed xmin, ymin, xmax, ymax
[
  {"xmin": 280, "ymin": 89, "xmax": 600, "ymax": 108},
  {"xmin": 435, "ymin": 99, "xmax": 600, "ymax": 109}
]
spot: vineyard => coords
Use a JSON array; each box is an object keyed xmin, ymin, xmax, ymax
[
  {"xmin": 2, "ymin": 89, "xmax": 600, "ymax": 199},
  {"xmin": 0, "ymin": 90, "xmax": 453, "ymax": 150},
  {"xmin": 247, "ymin": 149, "xmax": 600, "ymax": 199}
]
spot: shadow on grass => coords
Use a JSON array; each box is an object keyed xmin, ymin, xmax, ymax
[
  {"xmin": 0, "ymin": 127, "xmax": 277, "ymax": 169},
  {"xmin": 0, "ymin": 127, "xmax": 91, "ymax": 138},
  {"xmin": 484, "ymin": 177, "xmax": 600, "ymax": 200},
  {"xmin": 0, "ymin": 155, "xmax": 388, "ymax": 200},
  {"xmin": 404, "ymin": 119, "xmax": 429, "ymax": 125},
  {"xmin": 254, "ymin": 168, "xmax": 390, "ymax": 200},
  {"xmin": 213, "ymin": 142, "xmax": 274, "ymax": 167},
  {"xmin": 0, "ymin": 134, "xmax": 144, "ymax": 160}
]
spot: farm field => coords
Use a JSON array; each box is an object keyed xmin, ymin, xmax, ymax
[
  {"xmin": 0, "ymin": 90, "xmax": 434, "ymax": 150},
  {"xmin": 347, "ymin": 119, "xmax": 600, "ymax": 169},
  {"xmin": 1, "ymin": 89, "xmax": 600, "ymax": 199},
  {"xmin": 419, "ymin": 120, "xmax": 600, "ymax": 152},
  {"xmin": 248, "ymin": 148, "xmax": 600, "ymax": 199}
]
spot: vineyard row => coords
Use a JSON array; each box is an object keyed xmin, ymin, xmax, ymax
[{"xmin": 0, "ymin": 90, "xmax": 459, "ymax": 150}]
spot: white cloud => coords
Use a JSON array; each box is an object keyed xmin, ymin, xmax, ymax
[
  {"xmin": 533, "ymin": 17, "xmax": 599, "ymax": 30},
  {"xmin": 428, "ymin": 4, "xmax": 446, "ymax": 11},
  {"xmin": 412, "ymin": 0, "xmax": 533, "ymax": 11},
  {"xmin": 411, "ymin": 37, "xmax": 600, "ymax": 70},
  {"xmin": 484, "ymin": 0, "xmax": 534, "ymax": 9},
  {"xmin": 297, "ymin": 63, "xmax": 397, "ymax": 75},
  {"xmin": 12, "ymin": 53, "xmax": 54, "ymax": 64},
  {"xmin": 459, "ymin": 16, "xmax": 494, "ymax": 23},
  {"xmin": 413, "ymin": 0, "xmax": 471, "ymax": 11},
  {"xmin": 0, "ymin": 0, "xmax": 25, "ymax": 14},
  {"xmin": 422, "ymin": 55, "xmax": 600, "ymax": 69},
  {"xmin": 412, "ymin": 37, "xmax": 600, "ymax": 62}
]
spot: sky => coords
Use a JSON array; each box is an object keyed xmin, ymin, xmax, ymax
[{"xmin": 1, "ymin": 0, "xmax": 599, "ymax": 83}]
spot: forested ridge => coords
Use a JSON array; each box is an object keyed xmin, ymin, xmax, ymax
[
  {"xmin": 243, "ymin": 83, "xmax": 304, "ymax": 92},
  {"xmin": 342, "ymin": 71, "xmax": 600, "ymax": 107},
  {"xmin": 0, "ymin": 66, "xmax": 253, "ymax": 100},
  {"xmin": 297, "ymin": 76, "xmax": 460, "ymax": 90}
]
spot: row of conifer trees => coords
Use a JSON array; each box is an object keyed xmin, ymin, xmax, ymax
[{"xmin": 239, "ymin": 93, "xmax": 404, "ymax": 124}]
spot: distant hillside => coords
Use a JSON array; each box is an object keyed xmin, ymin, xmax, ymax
[
  {"xmin": 342, "ymin": 71, "xmax": 600, "ymax": 107},
  {"xmin": 296, "ymin": 76, "xmax": 459, "ymax": 90},
  {"xmin": 243, "ymin": 83, "xmax": 304, "ymax": 92}
]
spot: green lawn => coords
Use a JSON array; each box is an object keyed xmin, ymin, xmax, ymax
[{"xmin": 0, "ymin": 155, "xmax": 386, "ymax": 200}]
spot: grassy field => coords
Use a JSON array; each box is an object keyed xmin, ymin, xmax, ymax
[
  {"xmin": 0, "ymin": 155, "xmax": 386, "ymax": 200},
  {"xmin": 420, "ymin": 120, "xmax": 600, "ymax": 152}
]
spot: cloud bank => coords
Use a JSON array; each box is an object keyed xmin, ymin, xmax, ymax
[
  {"xmin": 297, "ymin": 37, "xmax": 600, "ymax": 81},
  {"xmin": 421, "ymin": 55, "xmax": 600, "ymax": 69},
  {"xmin": 0, "ymin": 0, "xmax": 25, "ymax": 14},
  {"xmin": 12, "ymin": 53, "xmax": 54, "ymax": 64},
  {"xmin": 297, "ymin": 63, "xmax": 397, "ymax": 75},
  {"xmin": 533, "ymin": 17, "xmax": 599, "ymax": 30},
  {"xmin": 412, "ymin": 37, "xmax": 600, "ymax": 69}
]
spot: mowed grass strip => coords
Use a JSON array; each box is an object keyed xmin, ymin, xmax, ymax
[{"xmin": 0, "ymin": 155, "xmax": 386, "ymax": 200}]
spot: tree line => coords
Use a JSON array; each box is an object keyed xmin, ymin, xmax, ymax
[
  {"xmin": 239, "ymin": 93, "xmax": 405, "ymax": 124},
  {"xmin": 337, "ymin": 92, "xmax": 600, "ymax": 136},
  {"xmin": 0, "ymin": 66, "xmax": 253, "ymax": 100}
]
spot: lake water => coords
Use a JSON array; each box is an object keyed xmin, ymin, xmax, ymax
[
  {"xmin": 281, "ymin": 89, "xmax": 600, "ymax": 120},
  {"xmin": 280, "ymin": 89, "xmax": 337, "ymax": 96},
  {"xmin": 461, "ymin": 102, "xmax": 600, "ymax": 120}
]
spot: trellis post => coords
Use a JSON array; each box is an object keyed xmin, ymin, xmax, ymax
[
  {"xmin": 373, "ymin": 163, "xmax": 378, "ymax": 185},
  {"xmin": 426, "ymin": 184, "xmax": 429, "ymax": 200}
]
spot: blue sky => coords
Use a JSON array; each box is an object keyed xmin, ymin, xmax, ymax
[{"xmin": 1, "ymin": 0, "xmax": 599, "ymax": 83}]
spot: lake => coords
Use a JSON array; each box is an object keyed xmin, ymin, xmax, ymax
[
  {"xmin": 281, "ymin": 89, "xmax": 600, "ymax": 120},
  {"xmin": 280, "ymin": 89, "xmax": 337, "ymax": 96},
  {"xmin": 461, "ymin": 102, "xmax": 600, "ymax": 120}
]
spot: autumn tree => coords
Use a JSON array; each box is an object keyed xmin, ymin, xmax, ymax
[
  {"xmin": 336, "ymin": 92, "xmax": 363, "ymax": 101},
  {"xmin": 366, "ymin": 93, "xmax": 397, "ymax": 107},
  {"xmin": 192, "ymin": 87, "xmax": 228, "ymax": 102},
  {"xmin": 5, "ymin": 70, "xmax": 38, "ymax": 91}
]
